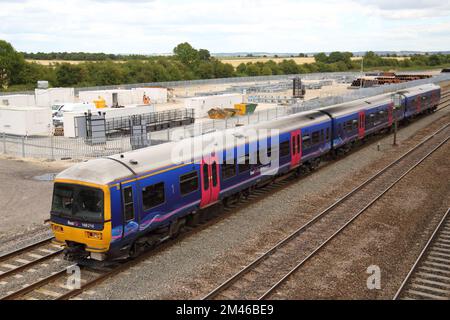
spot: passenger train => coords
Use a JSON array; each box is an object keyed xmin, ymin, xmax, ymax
[{"xmin": 50, "ymin": 84, "xmax": 441, "ymax": 261}]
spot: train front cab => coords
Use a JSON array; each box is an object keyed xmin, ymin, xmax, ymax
[{"xmin": 50, "ymin": 179, "xmax": 112, "ymax": 261}]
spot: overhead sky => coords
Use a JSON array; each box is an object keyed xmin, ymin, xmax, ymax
[{"xmin": 1, "ymin": 0, "xmax": 449, "ymax": 53}]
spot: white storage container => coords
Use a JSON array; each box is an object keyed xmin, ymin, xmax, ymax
[
  {"xmin": 0, "ymin": 106, "xmax": 52, "ymax": 136},
  {"xmin": 185, "ymin": 94, "xmax": 243, "ymax": 118},
  {"xmin": 78, "ymin": 90, "xmax": 134, "ymax": 107},
  {"xmin": 35, "ymin": 88, "xmax": 75, "ymax": 107},
  {"xmin": 0, "ymin": 94, "xmax": 36, "ymax": 108}
]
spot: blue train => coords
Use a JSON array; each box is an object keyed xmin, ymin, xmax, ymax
[{"xmin": 50, "ymin": 84, "xmax": 441, "ymax": 261}]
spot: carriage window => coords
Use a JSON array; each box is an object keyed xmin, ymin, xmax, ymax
[
  {"xmin": 302, "ymin": 135, "xmax": 311, "ymax": 149},
  {"xmin": 320, "ymin": 130, "xmax": 324, "ymax": 142},
  {"xmin": 238, "ymin": 154, "xmax": 251, "ymax": 173},
  {"xmin": 279, "ymin": 141, "xmax": 290, "ymax": 157},
  {"xmin": 297, "ymin": 135, "xmax": 301, "ymax": 151},
  {"xmin": 222, "ymin": 163, "xmax": 236, "ymax": 180},
  {"xmin": 312, "ymin": 131, "xmax": 320, "ymax": 144},
  {"xmin": 345, "ymin": 121, "xmax": 352, "ymax": 133},
  {"xmin": 52, "ymin": 183, "xmax": 104, "ymax": 223},
  {"xmin": 202, "ymin": 164, "xmax": 209, "ymax": 190},
  {"xmin": 123, "ymin": 186, "xmax": 134, "ymax": 221},
  {"xmin": 142, "ymin": 182, "xmax": 165, "ymax": 211},
  {"xmin": 352, "ymin": 120, "xmax": 358, "ymax": 130},
  {"xmin": 179, "ymin": 171, "xmax": 199, "ymax": 196},
  {"xmin": 326, "ymin": 128, "xmax": 330, "ymax": 141},
  {"xmin": 212, "ymin": 162, "xmax": 218, "ymax": 187}
]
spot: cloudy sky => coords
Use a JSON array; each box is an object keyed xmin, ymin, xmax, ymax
[{"xmin": 1, "ymin": 0, "xmax": 449, "ymax": 53}]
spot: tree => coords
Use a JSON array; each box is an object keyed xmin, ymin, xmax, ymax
[
  {"xmin": 198, "ymin": 49, "xmax": 211, "ymax": 61},
  {"xmin": 261, "ymin": 66, "xmax": 273, "ymax": 76},
  {"xmin": 279, "ymin": 59, "xmax": 299, "ymax": 74},
  {"xmin": 428, "ymin": 54, "xmax": 442, "ymax": 66},
  {"xmin": 314, "ymin": 52, "xmax": 328, "ymax": 63},
  {"xmin": 18, "ymin": 62, "xmax": 56, "ymax": 85},
  {"xmin": 196, "ymin": 61, "xmax": 214, "ymax": 79},
  {"xmin": 236, "ymin": 63, "xmax": 247, "ymax": 75},
  {"xmin": 0, "ymin": 40, "xmax": 26, "ymax": 88},
  {"xmin": 56, "ymin": 63, "xmax": 86, "ymax": 86},
  {"xmin": 246, "ymin": 64, "xmax": 260, "ymax": 76},
  {"xmin": 173, "ymin": 42, "xmax": 199, "ymax": 66}
]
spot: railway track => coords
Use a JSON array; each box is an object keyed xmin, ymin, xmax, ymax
[
  {"xmin": 394, "ymin": 208, "xmax": 450, "ymax": 300},
  {"xmin": 439, "ymin": 92, "xmax": 450, "ymax": 110},
  {"xmin": 0, "ymin": 236, "xmax": 63, "ymax": 283},
  {"xmin": 202, "ymin": 123, "xmax": 450, "ymax": 300}
]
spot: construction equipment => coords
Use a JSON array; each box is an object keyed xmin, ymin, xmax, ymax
[
  {"xmin": 208, "ymin": 108, "xmax": 237, "ymax": 119},
  {"xmin": 234, "ymin": 103, "xmax": 258, "ymax": 116}
]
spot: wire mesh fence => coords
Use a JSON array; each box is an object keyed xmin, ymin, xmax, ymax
[{"xmin": 0, "ymin": 72, "xmax": 360, "ymax": 97}]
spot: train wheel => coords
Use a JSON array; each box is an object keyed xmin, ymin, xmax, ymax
[
  {"xmin": 186, "ymin": 212, "xmax": 201, "ymax": 227},
  {"xmin": 170, "ymin": 218, "xmax": 186, "ymax": 239}
]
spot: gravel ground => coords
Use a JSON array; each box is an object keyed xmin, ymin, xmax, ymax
[
  {"xmin": 0, "ymin": 157, "xmax": 72, "ymax": 243},
  {"xmin": 72, "ymin": 108, "xmax": 450, "ymax": 299},
  {"xmin": 272, "ymin": 141, "xmax": 450, "ymax": 300}
]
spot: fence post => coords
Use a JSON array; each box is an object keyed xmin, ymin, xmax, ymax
[
  {"xmin": 51, "ymin": 135, "xmax": 55, "ymax": 161},
  {"xmin": 2, "ymin": 132, "xmax": 5, "ymax": 154},
  {"xmin": 22, "ymin": 136, "xmax": 25, "ymax": 158}
]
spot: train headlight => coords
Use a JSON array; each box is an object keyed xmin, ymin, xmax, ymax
[
  {"xmin": 52, "ymin": 224, "xmax": 64, "ymax": 233},
  {"xmin": 85, "ymin": 231, "xmax": 103, "ymax": 240}
]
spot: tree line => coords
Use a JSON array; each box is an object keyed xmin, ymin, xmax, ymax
[{"xmin": 1, "ymin": 40, "xmax": 450, "ymax": 92}]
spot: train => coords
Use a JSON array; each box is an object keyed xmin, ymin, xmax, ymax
[{"xmin": 50, "ymin": 83, "xmax": 441, "ymax": 262}]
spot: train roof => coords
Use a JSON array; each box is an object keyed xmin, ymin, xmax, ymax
[
  {"xmin": 319, "ymin": 83, "xmax": 440, "ymax": 118},
  {"xmin": 56, "ymin": 110, "xmax": 329, "ymax": 185},
  {"xmin": 397, "ymin": 83, "xmax": 440, "ymax": 98}
]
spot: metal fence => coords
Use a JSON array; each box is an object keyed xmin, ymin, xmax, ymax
[
  {"xmin": 1, "ymin": 73, "xmax": 449, "ymax": 160},
  {"xmin": 0, "ymin": 72, "xmax": 360, "ymax": 96}
]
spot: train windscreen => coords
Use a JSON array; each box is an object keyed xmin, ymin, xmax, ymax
[{"xmin": 51, "ymin": 183, "xmax": 104, "ymax": 223}]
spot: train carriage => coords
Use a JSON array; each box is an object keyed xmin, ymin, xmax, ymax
[
  {"xmin": 401, "ymin": 84, "xmax": 441, "ymax": 118},
  {"xmin": 318, "ymin": 95, "xmax": 394, "ymax": 154}
]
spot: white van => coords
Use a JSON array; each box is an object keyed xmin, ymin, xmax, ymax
[{"xmin": 53, "ymin": 103, "xmax": 97, "ymax": 126}]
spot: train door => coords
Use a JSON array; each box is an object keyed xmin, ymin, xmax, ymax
[
  {"xmin": 120, "ymin": 182, "xmax": 140, "ymax": 240},
  {"xmin": 416, "ymin": 95, "xmax": 421, "ymax": 114},
  {"xmin": 200, "ymin": 153, "xmax": 221, "ymax": 208},
  {"xmin": 290, "ymin": 130, "xmax": 301, "ymax": 168},
  {"xmin": 388, "ymin": 104, "xmax": 394, "ymax": 126},
  {"xmin": 432, "ymin": 91, "xmax": 437, "ymax": 107},
  {"xmin": 358, "ymin": 111, "xmax": 366, "ymax": 139}
]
